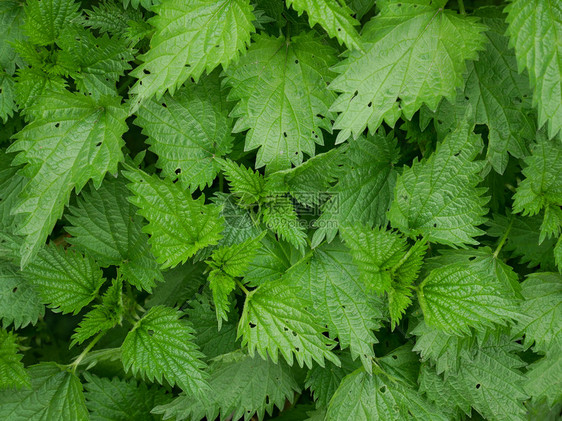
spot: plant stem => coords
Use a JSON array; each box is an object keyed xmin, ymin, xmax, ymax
[
  {"xmin": 235, "ymin": 278, "xmax": 250, "ymax": 295},
  {"xmin": 458, "ymin": 0, "xmax": 466, "ymax": 14},
  {"xmin": 69, "ymin": 332, "xmax": 105, "ymax": 373},
  {"xmin": 493, "ymin": 216, "xmax": 514, "ymax": 258}
]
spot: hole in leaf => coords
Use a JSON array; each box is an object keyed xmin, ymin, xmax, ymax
[
  {"xmin": 379, "ymin": 385, "xmax": 387, "ymax": 393},
  {"xmin": 475, "ymin": 383, "xmax": 481, "ymax": 389},
  {"xmin": 294, "ymin": 59, "xmax": 299, "ymax": 64},
  {"xmin": 147, "ymin": 329, "xmax": 154, "ymax": 336},
  {"xmin": 162, "ymin": 103, "xmax": 167, "ymax": 108},
  {"xmin": 95, "ymin": 142, "xmax": 102, "ymax": 147},
  {"xmin": 368, "ymin": 101, "xmax": 372, "ymax": 108},
  {"xmin": 143, "ymin": 69, "xmax": 150, "ymax": 75},
  {"xmin": 55, "ymin": 123, "xmax": 60, "ymax": 128},
  {"xmin": 392, "ymin": 355, "xmax": 398, "ymax": 360},
  {"xmin": 12, "ymin": 287, "xmax": 18, "ymax": 293},
  {"xmin": 249, "ymin": 322, "xmax": 257, "ymax": 328},
  {"xmin": 283, "ymin": 132, "xmax": 287, "ymax": 138},
  {"xmin": 175, "ymin": 168, "xmax": 181, "ymax": 175}
]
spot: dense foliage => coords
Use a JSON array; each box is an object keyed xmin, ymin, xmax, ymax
[{"xmin": 0, "ymin": 0, "xmax": 561, "ymax": 420}]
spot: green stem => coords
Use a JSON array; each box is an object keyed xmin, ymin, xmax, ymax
[
  {"xmin": 235, "ymin": 278, "xmax": 250, "ymax": 295},
  {"xmin": 69, "ymin": 332, "xmax": 105, "ymax": 373},
  {"xmin": 493, "ymin": 216, "xmax": 514, "ymax": 258},
  {"xmin": 458, "ymin": 0, "xmax": 466, "ymax": 14}
]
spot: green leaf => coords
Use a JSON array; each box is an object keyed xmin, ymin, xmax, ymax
[
  {"xmin": 23, "ymin": 0, "xmax": 80, "ymax": 46},
  {"xmin": 516, "ymin": 272, "xmax": 562, "ymax": 354},
  {"xmin": 488, "ymin": 213, "xmax": 557, "ymax": 270},
  {"xmin": 313, "ymin": 131, "xmax": 399, "ymax": 246},
  {"xmin": 525, "ymin": 350, "xmax": 562, "ymax": 407},
  {"xmin": 0, "ymin": 266, "xmax": 44, "ymax": 329},
  {"xmin": 388, "ymin": 118, "xmax": 488, "ymax": 247},
  {"xmin": 220, "ymin": 158, "xmax": 266, "ymax": 204},
  {"xmin": 135, "ymin": 73, "xmax": 233, "ymax": 192},
  {"xmin": 0, "ymin": 329, "xmax": 30, "ymax": 390},
  {"xmin": 8, "ymin": 90, "xmax": 128, "ymax": 267},
  {"xmin": 262, "ymin": 195, "xmax": 307, "ymax": 251},
  {"xmin": 124, "ymin": 168, "xmax": 224, "ymax": 269},
  {"xmin": 207, "ymin": 232, "xmax": 266, "ymax": 278},
  {"xmin": 66, "ymin": 176, "xmax": 162, "ymax": 292},
  {"xmin": 325, "ymin": 366, "xmax": 448, "ymax": 420},
  {"xmin": 238, "ymin": 279, "xmax": 340, "ymax": 368},
  {"xmin": 305, "ymin": 352, "xmax": 360, "ymax": 408},
  {"xmin": 421, "ymin": 336, "xmax": 527, "ymax": 421},
  {"xmin": 129, "ymin": 0, "xmax": 255, "ymax": 108},
  {"xmin": 0, "ymin": 1, "xmax": 26, "ymax": 74},
  {"xmin": 71, "ymin": 278, "xmax": 124, "ymax": 346},
  {"xmin": 146, "ymin": 263, "xmax": 207, "ymax": 309},
  {"xmin": 287, "ymin": 241, "xmax": 384, "ymax": 372},
  {"xmin": 153, "ymin": 351, "xmax": 300, "ymax": 421},
  {"xmin": 23, "ymin": 244, "xmax": 105, "ymax": 315},
  {"xmin": 513, "ymin": 136, "xmax": 562, "ymax": 242},
  {"xmin": 57, "ymin": 27, "xmax": 135, "ymax": 99},
  {"xmin": 418, "ymin": 261, "xmax": 520, "ymax": 335},
  {"xmin": 120, "ymin": 305, "xmax": 208, "ymax": 394},
  {"xmin": 224, "ymin": 32, "xmax": 337, "ymax": 170},
  {"xmin": 506, "ymin": 0, "xmax": 562, "ymax": 138},
  {"xmin": 430, "ymin": 7, "xmax": 535, "ymax": 174},
  {"xmin": 207, "ymin": 270, "xmax": 236, "ymax": 329},
  {"xmin": 286, "ymin": 0, "xmax": 361, "ymax": 50},
  {"xmin": 186, "ymin": 294, "xmax": 239, "ymax": 359},
  {"xmin": 83, "ymin": 372, "xmax": 172, "ymax": 421},
  {"xmin": 0, "ymin": 362, "xmax": 88, "ymax": 420},
  {"xmin": 0, "ymin": 72, "xmax": 16, "ymax": 122},
  {"xmin": 330, "ymin": 0, "xmax": 486, "ymax": 142}
]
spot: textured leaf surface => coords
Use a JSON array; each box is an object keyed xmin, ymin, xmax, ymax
[
  {"xmin": 287, "ymin": 241, "xmax": 383, "ymax": 372},
  {"xmin": 513, "ymin": 137, "xmax": 562, "ymax": 242},
  {"xmin": 326, "ymin": 367, "xmax": 448, "ymax": 420},
  {"xmin": 330, "ymin": 0, "xmax": 486, "ymax": 142},
  {"xmin": 66, "ymin": 176, "xmax": 162, "ymax": 292},
  {"xmin": 525, "ymin": 350, "xmax": 562, "ymax": 406},
  {"xmin": 0, "ymin": 266, "xmax": 44, "ymax": 329},
  {"xmin": 0, "ymin": 329, "xmax": 29, "ymax": 390},
  {"xmin": 84, "ymin": 373, "xmax": 171, "ymax": 421},
  {"xmin": 224, "ymin": 32, "xmax": 337, "ymax": 170},
  {"xmin": 313, "ymin": 132, "xmax": 399, "ymax": 246},
  {"xmin": 0, "ymin": 362, "xmax": 88, "ymax": 420},
  {"xmin": 388, "ymin": 118, "xmax": 488, "ymax": 246},
  {"xmin": 135, "ymin": 74, "xmax": 233, "ymax": 192},
  {"xmin": 286, "ymin": 0, "xmax": 361, "ymax": 49},
  {"xmin": 8, "ymin": 91, "xmax": 127, "ymax": 266},
  {"xmin": 418, "ymin": 262, "xmax": 520, "ymax": 335},
  {"xmin": 23, "ymin": 0, "xmax": 80, "ymax": 46},
  {"xmin": 516, "ymin": 272, "xmax": 562, "ymax": 353},
  {"xmin": 238, "ymin": 279, "xmax": 340, "ymax": 368},
  {"xmin": 506, "ymin": 0, "xmax": 562, "ymax": 138},
  {"xmin": 431, "ymin": 7, "xmax": 535, "ymax": 173},
  {"xmin": 23, "ymin": 244, "xmax": 105, "ymax": 315},
  {"xmin": 0, "ymin": 1, "xmax": 25, "ymax": 73},
  {"xmin": 125, "ymin": 168, "xmax": 224, "ymax": 269},
  {"xmin": 129, "ymin": 0, "xmax": 255, "ymax": 108},
  {"xmin": 121, "ymin": 305, "xmax": 208, "ymax": 394},
  {"xmin": 153, "ymin": 351, "xmax": 300, "ymax": 421}
]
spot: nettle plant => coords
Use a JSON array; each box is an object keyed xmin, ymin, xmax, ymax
[{"xmin": 0, "ymin": 0, "xmax": 561, "ymax": 419}]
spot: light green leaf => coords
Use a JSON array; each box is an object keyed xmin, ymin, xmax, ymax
[
  {"xmin": 418, "ymin": 262, "xmax": 520, "ymax": 335},
  {"xmin": 388, "ymin": 118, "xmax": 488, "ymax": 247},
  {"xmin": 23, "ymin": 244, "xmax": 105, "ymax": 315},
  {"xmin": 262, "ymin": 195, "xmax": 307, "ymax": 251},
  {"xmin": 513, "ymin": 136, "xmax": 562, "ymax": 242},
  {"xmin": 8, "ymin": 90, "xmax": 127, "ymax": 267},
  {"xmin": 207, "ymin": 232, "xmax": 266, "ymax": 278},
  {"xmin": 330, "ymin": 0, "xmax": 486, "ymax": 142},
  {"xmin": 286, "ymin": 0, "xmax": 361, "ymax": 49},
  {"xmin": 71, "ymin": 278, "xmax": 123, "ymax": 346},
  {"xmin": 153, "ymin": 351, "xmax": 300, "ymax": 421},
  {"xmin": 0, "ymin": 329, "xmax": 29, "ymax": 390},
  {"xmin": 313, "ymin": 132, "xmax": 399, "ymax": 246},
  {"xmin": 208, "ymin": 270, "xmax": 235, "ymax": 329},
  {"xmin": 516, "ymin": 272, "xmax": 562, "ymax": 354},
  {"xmin": 224, "ymin": 32, "xmax": 337, "ymax": 171},
  {"xmin": 0, "ymin": 362, "xmax": 88, "ymax": 420},
  {"xmin": 124, "ymin": 168, "xmax": 224, "ymax": 269},
  {"xmin": 238, "ymin": 279, "xmax": 340, "ymax": 368},
  {"xmin": 66, "ymin": 176, "xmax": 162, "ymax": 292},
  {"xmin": 525, "ymin": 350, "xmax": 562, "ymax": 407},
  {"xmin": 506, "ymin": 0, "xmax": 562, "ymax": 138},
  {"xmin": 287, "ymin": 241, "xmax": 383, "ymax": 372},
  {"xmin": 430, "ymin": 7, "xmax": 535, "ymax": 174},
  {"xmin": 220, "ymin": 158, "xmax": 266, "ymax": 204},
  {"xmin": 326, "ymin": 366, "xmax": 448, "ymax": 420},
  {"xmin": 135, "ymin": 73, "xmax": 233, "ymax": 192},
  {"xmin": 121, "ymin": 305, "xmax": 208, "ymax": 394},
  {"xmin": 83, "ymin": 372, "xmax": 172, "ymax": 421},
  {"xmin": 129, "ymin": 0, "xmax": 255, "ymax": 108}
]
